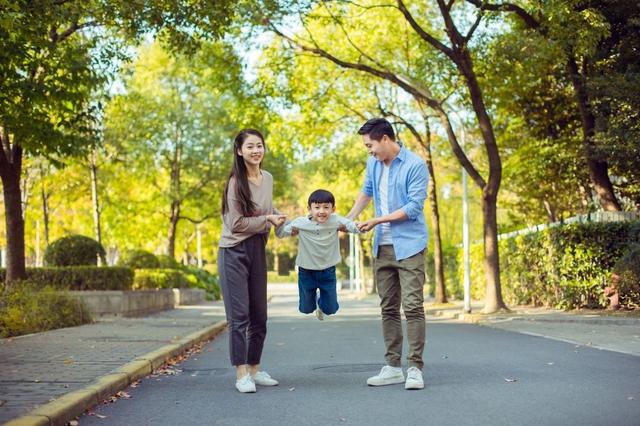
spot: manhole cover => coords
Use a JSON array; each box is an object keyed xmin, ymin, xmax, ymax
[{"xmin": 312, "ymin": 364, "xmax": 383, "ymax": 373}]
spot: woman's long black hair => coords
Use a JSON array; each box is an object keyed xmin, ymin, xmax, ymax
[{"xmin": 221, "ymin": 129, "xmax": 266, "ymax": 216}]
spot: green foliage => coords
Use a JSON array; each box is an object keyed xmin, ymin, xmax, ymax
[
  {"xmin": 119, "ymin": 250, "xmax": 160, "ymax": 269},
  {"xmin": 181, "ymin": 266, "xmax": 221, "ymax": 300},
  {"xmin": 133, "ymin": 269, "xmax": 191, "ymax": 289},
  {"xmin": 612, "ymin": 244, "xmax": 640, "ymax": 308},
  {"xmin": 451, "ymin": 221, "xmax": 640, "ymax": 309},
  {"xmin": 0, "ymin": 267, "xmax": 134, "ymax": 290},
  {"xmin": 0, "ymin": 282, "xmax": 92, "ymax": 337},
  {"xmin": 43, "ymin": 235, "xmax": 106, "ymax": 266},
  {"xmin": 157, "ymin": 255, "xmax": 180, "ymax": 269}
]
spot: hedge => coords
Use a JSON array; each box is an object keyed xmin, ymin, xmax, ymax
[
  {"xmin": 0, "ymin": 283, "xmax": 93, "ymax": 337},
  {"xmin": 446, "ymin": 221, "xmax": 640, "ymax": 309},
  {"xmin": 0, "ymin": 267, "xmax": 134, "ymax": 290},
  {"xmin": 133, "ymin": 269, "xmax": 192, "ymax": 289}
]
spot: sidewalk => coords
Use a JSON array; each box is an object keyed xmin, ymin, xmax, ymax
[
  {"xmin": 0, "ymin": 301, "xmax": 227, "ymax": 425},
  {"xmin": 426, "ymin": 300, "xmax": 640, "ymax": 356}
]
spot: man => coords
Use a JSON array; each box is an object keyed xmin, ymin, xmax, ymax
[{"xmin": 347, "ymin": 117, "xmax": 428, "ymax": 390}]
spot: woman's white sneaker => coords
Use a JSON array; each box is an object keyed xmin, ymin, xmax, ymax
[
  {"xmin": 366, "ymin": 365, "xmax": 405, "ymax": 386},
  {"xmin": 252, "ymin": 371, "xmax": 279, "ymax": 386},
  {"xmin": 404, "ymin": 366, "xmax": 424, "ymax": 390},
  {"xmin": 235, "ymin": 374, "xmax": 256, "ymax": 393}
]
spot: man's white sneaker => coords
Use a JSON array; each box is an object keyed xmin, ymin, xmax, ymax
[
  {"xmin": 252, "ymin": 371, "xmax": 279, "ymax": 386},
  {"xmin": 235, "ymin": 374, "xmax": 256, "ymax": 393},
  {"xmin": 315, "ymin": 308, "xmax": 324, "ymax": 321},
  {"xmin": 367, "ymin": 365, "xmax": 405, "ymax": 386},
  {"xmin": 404, "ymin": 366, "xmax": 424, "ymax": 390}
]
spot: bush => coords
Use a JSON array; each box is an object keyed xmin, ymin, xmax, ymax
[
  {"xmin": 182, "ymin": 266, "xmax": 221, "ymax": 300},
  {"xmin": 0, "ymin": 267, "xmax": 134, "ymax": 290},
  {"xmin": 157, "ymin": 255, "xmax": 180, "ymax": 269},
  {"xmin": 133, "ymin": 269, "xmax": 191, "ymax": 289},
  {"xmin": 612, "ymin": 244, "xmax": 640, "ymax": 309},
  {"xmin": 455, "ymin": 221, "xmax": 640, "ymax": 309},
  {"xmin": 119, "ymin": 250, "xmax": 160, "ymax": 269},
  {"xmin": 44, "ymin": 235, "xmax": 106, "ymax": 266},
  {"xmin": 0, "ymin": 282, "xmax": 92, "ymax": 337}
]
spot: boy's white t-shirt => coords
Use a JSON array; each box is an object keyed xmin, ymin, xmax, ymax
[
  {"xmin": 379, "ymin": 163, "xmax": 393, "ymax": 245},
  {"xmin": 276, "ymin": 214, "xmax": 359, "ymax": 270}
]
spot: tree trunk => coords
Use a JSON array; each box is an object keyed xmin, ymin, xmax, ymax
[
  {"xmin": 481, "ymin": 192, "xmax": 507, "ymax": 313},
  {"xmin": 40, "ymin": 173, "xmax": 50, "ymax": 247},
  {"xmin": 89, "ymin": 151, "xmax": 103, "ymax": 264},
  {"xmin": 455, "ymin": 49, "xmax": 507, "ymax": 313},
  {"xmin": 0, "ymin": 142, "xmax": 26, "ymax": 283},
  {"xmin": 166, "ymin": 200, "xmax": 180, "ymax": 258},
  {"xmin": 426, "ymin": 162, "xmax": 446, "ymax": 303},
  {"xmin": 567, "ymin": 56, "xmax": 621, "ymax": 211}
]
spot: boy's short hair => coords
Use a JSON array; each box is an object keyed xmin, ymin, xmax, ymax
[
  {"xmin": 358, "ymin": 117, "xmax": 395, "ymax": 141},
  {"xmin": 308, "ymin": 189, "xmax": 335, "ymax": 207}
]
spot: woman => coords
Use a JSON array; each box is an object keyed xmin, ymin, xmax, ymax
[{"xmin": 218, "ymin": 129, "xmax": 286, "ymax": 393}]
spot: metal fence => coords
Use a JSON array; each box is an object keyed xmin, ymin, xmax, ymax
[{"xmin": 497, "ymin": 211, "xmax": 640, "ymax": 241}]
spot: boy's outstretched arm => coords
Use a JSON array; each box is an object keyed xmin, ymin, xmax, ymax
[
  {"xmin": 337, "ymin": 215, "xmax": 361, "ymax": 234},
  {"xmin": 275, "ymin": 217, "xmax": 301, "ymax": 238}
]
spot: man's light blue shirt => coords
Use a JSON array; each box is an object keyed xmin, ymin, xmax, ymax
[{"xmin": 362, "ymin": 145, "xmax": 429, "ymax": 260}]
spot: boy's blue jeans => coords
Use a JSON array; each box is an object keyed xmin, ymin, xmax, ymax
[{"xmin": 298, "ymin": 266, "xmax": 339, "ymax": 315}]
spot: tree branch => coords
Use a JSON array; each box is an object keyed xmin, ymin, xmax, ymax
[
  {"xmin": 396, "ymin": 0, "xmax": 454, "ymax": 59},
  {"xmin": 464, "ymin": 0, "xmax": 540, "ymax": 29}
]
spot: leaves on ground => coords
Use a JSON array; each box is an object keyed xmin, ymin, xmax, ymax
[{"xmin": 504, "ymin": 377, "xmax": 518, "ymax": 383}]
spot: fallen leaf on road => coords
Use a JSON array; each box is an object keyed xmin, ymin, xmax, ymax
[
  {"xmin": 276, "ymin": 342, "xmax": 285, "ymax": 346},
  {"xmin": 546, "ymin": 362, "xmax": 554, "ymax": 366},
  {"xmin": 339, "ymin": 417, "xmax": 346, "ymax": 422},
  {"xmin": 63, "ymin": 358, "xmax": 74, "ymax": 365},
  {"xmin": 442, "ymin": 355, "xmax": 448, "ymax": 359},
  {"xmin": 130, "ymin": 381, "xmax": 140, "ymax": 388},
  {"xmin": 628, "ymin": 396, "xmax": 635, "ymax": 401},
  {"xmin": 69, "ymin": 420, "xmax": 79, "ymax": 426},
  {"xmin": 503, "ymin": 377, "xmax": 518, "ymax": 383},
  {"xmin": 116, "ymin": 391, "xmax": 131, "ymax": 399},
  {"xmin": 289, "ymin": 387, "xmax": 295, "ymax": 391}
]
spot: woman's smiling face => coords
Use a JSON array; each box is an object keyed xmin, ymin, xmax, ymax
[{"xmin": 237, "ymin": 134, "xmax": 265, "ymax": 166}]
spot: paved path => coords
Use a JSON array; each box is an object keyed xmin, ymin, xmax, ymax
[
  {"xmin": 0, "ymin": 302, "xmax": 226, "ymax": 424},
  {"xmin": 77, "ymin": 293, "xmax": 640, "ymax": 426}
]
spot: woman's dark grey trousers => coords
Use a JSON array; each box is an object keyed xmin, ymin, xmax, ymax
[{"xmin": 218, "ymin": 234, "xmax": 268, "ymax": 366}]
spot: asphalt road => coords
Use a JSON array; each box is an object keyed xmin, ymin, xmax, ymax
[{"xmin": 79, "ymin": 294, "xmax": 640, "ymax": 426}]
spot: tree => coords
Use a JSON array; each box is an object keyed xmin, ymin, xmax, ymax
[
  {"xmin": 465, "ymin": 0, "xmax": 633, "ymax": 211},
  {"xmin": 0, "ymin": 0, "xmax": 239, "ymax": 282},
  {"xmin": 266, "ymin": 0, "xmax": 508, "ymax": 312},
  {"xmin": 104, "ymin": 41, "xmax": 253, "ymax": 258}
]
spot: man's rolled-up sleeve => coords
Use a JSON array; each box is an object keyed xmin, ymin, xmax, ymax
[{"xmin": 400, "ymin": 162, "xmax": 428, "ymax": 220}]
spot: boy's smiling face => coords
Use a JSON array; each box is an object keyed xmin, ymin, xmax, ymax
[{"xmin": 309, "ymin": 202, "xmax": 335, "ymax": 224}]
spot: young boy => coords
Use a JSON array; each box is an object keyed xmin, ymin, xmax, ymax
[{"xmin": 276, "ymin": 189, "xmax": 360, "ymax": 320}]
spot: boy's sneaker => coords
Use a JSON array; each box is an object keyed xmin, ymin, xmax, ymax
[
  {"xmin": 315, "ymin": 308, "xmax": 324, "ymax": 321},
  {"xmin": 252, "ymin": 371, "xmax": 279, "ymax": 386},
  {"xmin": 235, "ymin": 374, "xmax": 256, "ymax": 393},
  {"xmin": 404, "ymin": 366, "xmax": 424, "ymax": 390},
  {"xmin": 367, "ymin": 365, "xmax": 405, "ymax": 386}
]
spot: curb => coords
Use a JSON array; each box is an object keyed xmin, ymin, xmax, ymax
[{"xmin": 4, "ymin": 320, "xmax": 227, "ymax": 426}]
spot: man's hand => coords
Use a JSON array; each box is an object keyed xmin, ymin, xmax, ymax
[
  {"xmin": 357, "ymin": 219, "xmax": 378, "ymax": 232},
  {"xmin": 337, "ymin": 224, "xmax": 347, "ymax": 232},
  {"xmin": 291, "ymin": 227, "xmax": 299, "ymax": 236}
]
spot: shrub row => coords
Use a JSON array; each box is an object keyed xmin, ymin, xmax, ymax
[
  {"xmin": 0, "ymin": 283, "xmax": 92, "ymax": 337},
  {"xmin": 441, "ymin": 221, "xmax": 640, "ymax": 309},
  {"xmin": 0, "ymin": 267, "xmax": 134, "ymax": 290}
]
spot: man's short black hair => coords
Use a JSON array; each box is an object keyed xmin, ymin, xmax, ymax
[
  {"xmin": 308, "ymin": 189, "xmax": 335, "ymax": 207},
  {"xmin": 358, "ymin": 117, "xmax": 395, "ymax": 141}
]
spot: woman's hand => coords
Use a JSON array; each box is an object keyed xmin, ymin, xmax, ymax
[{"xmin": 267, "ymin": 214, "xmax": 287, "ymax": 226}]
